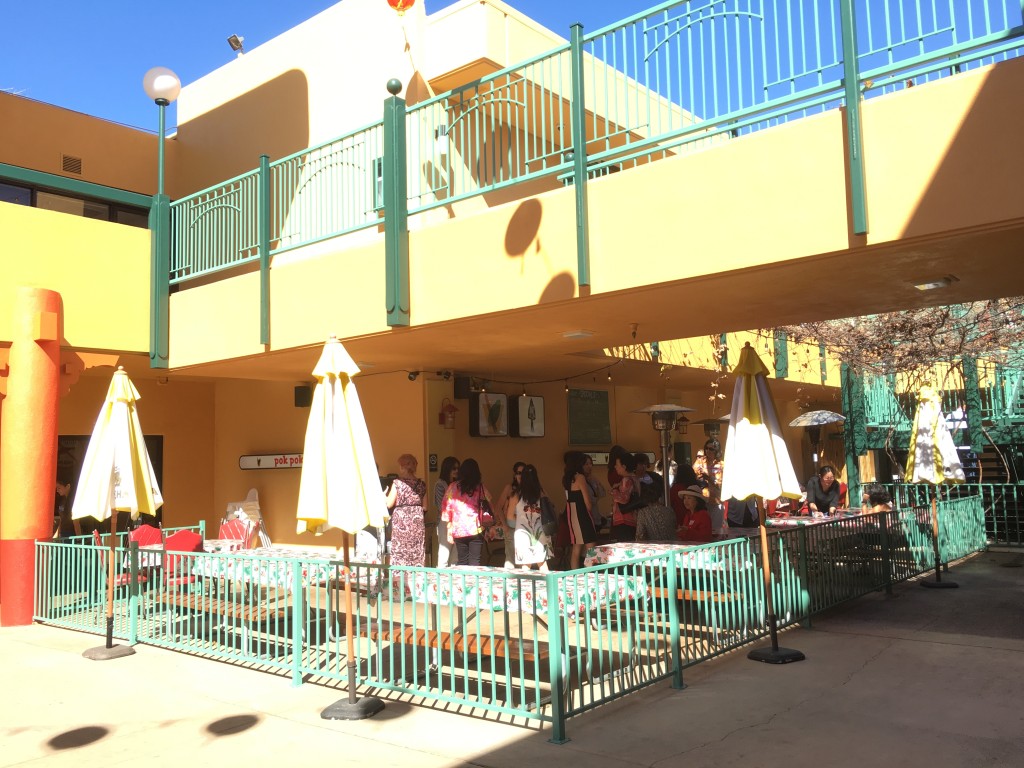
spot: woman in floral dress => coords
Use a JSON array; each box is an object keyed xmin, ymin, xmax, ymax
[
  {"xmin": 385, "ymin": 453, "xmax": 427, "ymax": 566},
  {"xmin": 507, "ymin": 464, "xmax": 551, "ymax": 570}
]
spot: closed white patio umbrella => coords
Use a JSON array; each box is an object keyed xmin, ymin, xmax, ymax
[
  {"xmin": 72, "ymin": 366, "xmax": 163, "ymax": 659},
  {"xmin": 296, "ymin": 337, "xmax": 388, "ymax": 720},
  {"xmin": 721, "ymin": 343, "xmax": 804, "ymax": 664}
]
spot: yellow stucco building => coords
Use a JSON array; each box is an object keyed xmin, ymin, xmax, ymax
[{"xmin": 2, "ymin": 0, "xmax": 1023, "ymax": 576}]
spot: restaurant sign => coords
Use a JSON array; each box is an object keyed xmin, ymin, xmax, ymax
[{"xmin": 239, "ymin": 453, "xmax": 303, "ymax": 470}]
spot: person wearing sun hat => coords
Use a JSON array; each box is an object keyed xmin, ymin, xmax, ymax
[{"xmin": 676, "ymin": 485, "xmax": 713, "ymax": 542}]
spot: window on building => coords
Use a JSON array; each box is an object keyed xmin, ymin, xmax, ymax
[
  {"xmin": 0, "ymin": 182, "xmax": 32, "ymax": 206},
  {"xmin": 36, "ymin": 191, "xmax": 110, "ymax": 221},
  {"xmin": 114, "ymin": 208, "xmax": 149, "ymax": 228}
]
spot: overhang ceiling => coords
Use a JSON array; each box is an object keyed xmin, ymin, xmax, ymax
[{"xmin": 106, "ymin": 218, "xmax": 1023, "ymax": 395}]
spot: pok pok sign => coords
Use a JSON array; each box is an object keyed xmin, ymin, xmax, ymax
[{"xmin": 239, "ymin": 453, "xmax": 303, "ymax": 470}]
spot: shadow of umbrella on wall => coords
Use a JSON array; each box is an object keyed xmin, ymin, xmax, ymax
[
  {"xmin": 788, "ymin": 410, "xmax": 846, "ymax": 469},
  {"xmin": 905, "ymin": 384, "xmax": 965, "ymax": 588},
  {"xmin": 72, "ymin": 367, "xmax": 163, "ymax": 660},
  {"xmin": 296, "ymin": 336, "xmax": 389, "ymax": 720},
  {"xmin": 721, "ymin": 343, "xmax": 805, "ymax": 664}
]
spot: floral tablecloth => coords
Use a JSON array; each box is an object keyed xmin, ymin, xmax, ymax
[
  {"xmin": 584, "ymin": 542, "xmax": 725, "ymax": 571},
  {"xmin": 764, "ymin": 511, "xmax": 863, "ymax": 528},
  {"xmin": 405, "ymin": 567, "xmax": 646, "ymax": 619},
  {"xmin": 190, "ymin": 546, "xmax": 381, "ymax": 590}
]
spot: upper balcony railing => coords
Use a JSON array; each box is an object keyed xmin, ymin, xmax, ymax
[
  {"xmin": 167, "ymin": 1, "xmax": 1024, "ymax": 285},
  {"xmin": 862, "ymin": 360, "xmax": 1024, "ymax": 434}
]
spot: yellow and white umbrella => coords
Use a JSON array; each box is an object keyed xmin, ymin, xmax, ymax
[
  {"xmin": 721, "ymin": 342, "xmax": 804, "ymax": 663},
  {"xmin": 905, "ymin": 384, "xmax": 965, "ymax": 485},
  {"xmin": 71, "ymin": 366, "xmax": 163, "ymax": 658},
  {"xmin": 905, "ymin": 384, "xmax": 964, "ymax": 588},
  {"xmin": 721, "ymin": 343, "xmax": 802, "ymax": 503},
  {"xmin": 296, "ymin": 337, "xmax": 387, "ymax": 720},
  {"xmin": 296, "ymin": 338, "xmax": 388, "ymax": 537}
]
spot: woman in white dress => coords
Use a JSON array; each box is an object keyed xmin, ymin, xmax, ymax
[{"xmin": 506, "ymin": 464, "xmax": 551, "ymax": 570}]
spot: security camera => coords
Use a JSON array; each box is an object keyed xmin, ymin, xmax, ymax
[{"xmin": 408, "ymin": 371, "xmax": 419, "ymax": 381}]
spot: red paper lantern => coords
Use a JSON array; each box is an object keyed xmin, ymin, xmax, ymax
[{"xmin": 387, "ymin": 0, "xmax": 416, "ymax": 16}]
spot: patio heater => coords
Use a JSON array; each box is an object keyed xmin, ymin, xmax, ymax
[{"xmin": 634, "ymin": 404, "xmax": 694, "ymax": 505}]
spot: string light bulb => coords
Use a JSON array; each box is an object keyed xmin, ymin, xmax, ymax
[{"xmin": 564, "ymin": 381, "xmax": 570, "ymax": 393}]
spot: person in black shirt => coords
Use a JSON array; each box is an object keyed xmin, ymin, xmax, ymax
[{"xmin": 805, "ymin": 465, "xmax": 841, "ymax": 516}]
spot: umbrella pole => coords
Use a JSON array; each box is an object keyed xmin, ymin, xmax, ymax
[
  {"xmin": 321, "ymin": 531, "xmax": 384, "ymax": 720},
  {"xmin": 922, "ymin": 492, "xmax": 958, "ymax": 589},
  {"xmin": 83, "ymin": 511, "xmax": 135, "ymax": 660},
  {"xmin": 748, "ymin": 498, "xmax": 805, "ymax": 664},
  {"xmin": 106, "ymin": 512, "xmax": 117, "ymax": 648}
]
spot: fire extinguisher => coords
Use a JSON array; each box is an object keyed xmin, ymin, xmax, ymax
[{"xmin": 438, "ymin": 398, "xmax": 458, "ymax": 429}]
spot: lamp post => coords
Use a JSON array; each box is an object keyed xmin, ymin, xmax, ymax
[
  {"xmin": 634, "ymin": 404, "xmax": 694, "ymax": 506},
  {"xmin": 142, "ymin": 67, "xmax": 180, "ymax": 369}
]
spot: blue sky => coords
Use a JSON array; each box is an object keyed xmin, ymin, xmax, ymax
[{"xmin": 2, "ymin": 0, "xmax": 657, "ymax": 132}]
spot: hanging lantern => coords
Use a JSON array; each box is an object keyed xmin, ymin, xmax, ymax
[{"xmin": 387, "ymin": 0, "xmax": 416, "ymax": 15}]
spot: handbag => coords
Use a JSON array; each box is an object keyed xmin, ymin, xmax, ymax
[
  {"xmin": 477, "ymin": 492, "xmax": 495, "ymax": 529},
  {"xmin": 539, "ymin": 496, "xmax": 559, "ymax": 537}
]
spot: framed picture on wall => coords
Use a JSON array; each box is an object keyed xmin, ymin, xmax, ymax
[
  {"xmin": 469, "ymin": 392, "xmax": 508, "ymax": 437},
  {"xmin": 510, "ymin": 395, "xmax": 545, "ymax": 437}
]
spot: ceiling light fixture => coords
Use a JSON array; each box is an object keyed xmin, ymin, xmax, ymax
[
  {"xmin": 562, "ymin": 329, "xmax": 593, "ymax": 339},
  {"xmin": 914, "ymin": 274, "xmax": 958, "ymax": 291}
]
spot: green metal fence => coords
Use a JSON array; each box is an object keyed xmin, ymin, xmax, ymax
[
  {"xmin": 882, "ymin": 482, "xmax": 1023, "ymax": 546},
  {"xmin": 33, "ymin": 497, "xmax": 986, "ymax": 741}
]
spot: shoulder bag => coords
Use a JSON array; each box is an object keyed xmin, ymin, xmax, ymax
[
  {"xmin": 539, "ymin": 495, "xmax": 559, "ymax": 537},
  {"xmin": 477, "ymin": 490, "xmax": 495, "ymax": 529}
]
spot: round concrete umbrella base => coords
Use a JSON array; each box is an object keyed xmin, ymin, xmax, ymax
[
  {"xmin": 920, "ymin": 579, "xmax": 959, "ymax": 589},
  {"xmin": 747, "ymin": 646, "xmax": 806, "ymax": 664},
  {"xmin": 83, "ymin": 644, "xmax": 136, "ymax": 661},
  {"xmin": 320, "ymin": 695, "xmax": 385, "ymax": 721}
]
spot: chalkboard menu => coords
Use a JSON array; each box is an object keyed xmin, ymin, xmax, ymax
[{"xmin": 568, "ymin": 389, "xmax": 611, "ymax": 446}]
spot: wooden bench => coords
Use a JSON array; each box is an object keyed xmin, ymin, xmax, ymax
[
  {"xmin": 358, "ymin": 620, "xmax": 549, "ymax": 662},
  {"xmin": 651, "ymin": 586, "xmax": 741, "ymax": 603}
]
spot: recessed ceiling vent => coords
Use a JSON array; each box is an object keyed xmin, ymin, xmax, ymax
[{"xmin": 61, "ymin": 154, "xmax": 83, "ymax": 175}]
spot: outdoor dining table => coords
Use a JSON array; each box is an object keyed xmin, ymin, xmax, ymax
[
  {"xmin": 584, "ymin": 541, "xmax": 735, "ymax": 572},
  {"xmin": 404, "ymin": 565, "xmax": 647, "ymax": 620}
]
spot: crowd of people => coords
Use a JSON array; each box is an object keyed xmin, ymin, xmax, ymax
[{"xmin": 378, "ymin": 444, "xmax": 894, "ymax": 572}]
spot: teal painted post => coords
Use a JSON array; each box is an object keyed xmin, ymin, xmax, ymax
[
  {"xmin": 291, "ymin": 560, "xmax": 304, "ymax": 686},
  {"xmin": 569, "ymin": 23, "xmax": 591, "ymax": 288},
  {"xmin": 667, "ymin": 553, "xmax": 684, "ymax": 689},
  {"xmin": 774, "ymin": 330, "xmax": 789, "ymax": 378},
  {"xmin": 880, "ymin": 510, "xmax": 893, "ymax": 595},
  {"xmin": 258, "ymin": 154, "xmax": 271, "ymax": 346},
  {"xmin": 149, "ymin": 194, "xmax": 170, "ymax": 369},
  {"xmin": 839, "ymin": 0, "xmax": 868, "ymax": 235},
  {"xmin": 128, "ymin": 541, "xmax": 140, "ymax": 644},
  {"xmin": 150, "ymin": 100, "xmax": 171, "ymax": 369},
  {"xmin": 719, "ymin": 333, "xmax": 729, "ymax": 370},
  {"xmin": 962, "ymin": 356, "xmax": 985, "ymax": 450},
  {"xmin": 819, "ymin": 343, "xmax": 828, "ymax": 385},
  {"xmin": 797, "ymin": 528, "xmax": 811, "ymax": 627},
  {"xmin": 545, "ymin": 571, "xmax": 568, "ymax": 744},
  {"xmin": 383, "ymin": 79, "xmax": 410, "ymax": 327},
  {"xmin": 840, "ymin": 363, "xmax": 863, "ymax": 503}
]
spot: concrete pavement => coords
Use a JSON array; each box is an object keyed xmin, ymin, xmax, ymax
[{"xmin": 3, "ymin": 550, "xmax": 1022, "ymax": 767}]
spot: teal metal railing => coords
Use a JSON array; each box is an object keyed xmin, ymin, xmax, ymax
[
  {"xmin": 163, "ymin": 1, "xmax": 1024, "ymax": 289},
  {"xmin": 169, "ymin": 123, "xmax": 385, "ymax": 286},
  {"xmin": 34, "ymin": 499, "xmax": 987, "ymax": 740},
  {"xmin": 268, "ymin": 122, "xmax": 386, "ymax": 254},
  {"xmin": 862, "ymin": 363, "xmax": 1024, "ymax": 432},
  {"xmin": 882, "ymin": 482, "xmax": 1023, "ymax": 546}
]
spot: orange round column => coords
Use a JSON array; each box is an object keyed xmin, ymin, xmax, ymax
[{"xmin": 0, "ymin": 287, "xmax": 62, "ymax": 626}]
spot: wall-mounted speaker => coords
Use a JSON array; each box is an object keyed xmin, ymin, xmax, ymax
[
  {"xmin": 294, "ymin": 385, "xmax": 313, "ymax": 408},
  {"xmin": 454, "ymin": 375, "xmax": 472, "ymax": 399}
]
